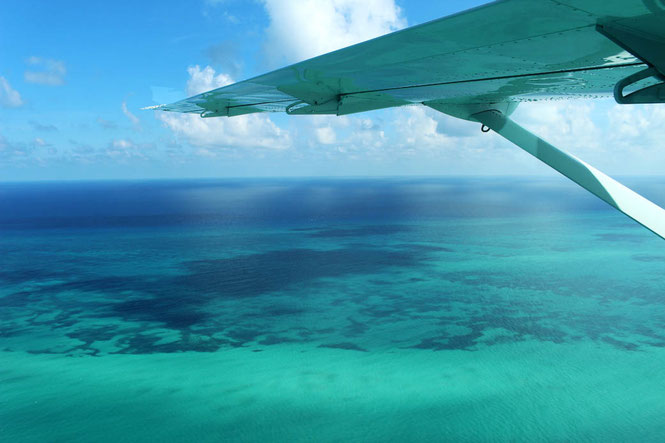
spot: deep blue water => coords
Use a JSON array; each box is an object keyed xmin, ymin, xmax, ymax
[
  {"xmin": 0, "ymin": 177, "xmax": 631, "ymax": 228},
  {"xmin": 2, "ymin": 178, "xmax": 665, "ymax": 442}
]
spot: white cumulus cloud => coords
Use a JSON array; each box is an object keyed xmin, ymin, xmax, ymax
[
  {"xmin": 261, "ymin": 0, "xmax": 406, "ymax": 67},
  {"xmin": 394, "ymin": 106, "xmax": 456, "ymax": 150},
  {"xmin": 186, "ymin": 65, "xmax": 233, "ymax": 96},
  {"xmin": 157, "ymin": 65, "xmax": 291, "ymax": 151},
  {"xmin": 514, "ymin": 101, "xmax": 602, "ymax": 154},
  {"xmin": 105, "ymin": 138, "xmax": 154, "ymax": 161},
  {"xmin": 159, "ymin": 111, "xmax": 291, "ymax": 151},
  {"xmin": 0, "ymin": 76, "xmax": 23, "ymax": 108},
  {"xmin": 605, "ymin": 103, "xmax": 665, "ymax": 174},
  {"xmin": 315, "ymin": 126, "xmax": 337, "ymax": 145},
  {"xmin": 24, "ymin": 57, "xmax": 67, "ymax": 86},
  {"xmin": 122, "ymin": 100, "xmax": 141, "ymax": 129}
]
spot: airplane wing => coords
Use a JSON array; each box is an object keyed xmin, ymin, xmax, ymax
[
  {"xmin": 154, "ymin": 0, "xmax": 663, "ymax": 117},
  {"xmin": 152, "ymin": 0, "xmax": 665, "ymax": 239}
]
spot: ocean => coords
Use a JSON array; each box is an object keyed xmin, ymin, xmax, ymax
[{"xmin": 2, "ymin": 177, "xmax": 665, "ymax": 442}]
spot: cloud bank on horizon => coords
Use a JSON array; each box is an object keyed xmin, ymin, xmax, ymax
[{"xmin": 0, "ymin": 0, "xmax": 663, "ymax": 180}]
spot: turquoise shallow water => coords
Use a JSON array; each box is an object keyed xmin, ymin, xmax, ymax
[{"xmin": 1, "ymin": 178, "xmax": 665, "ymax": 441}]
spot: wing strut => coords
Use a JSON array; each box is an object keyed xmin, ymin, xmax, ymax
[{"xmin": 471, "ymin": 109, "xmax": 665, "ymax": 240}]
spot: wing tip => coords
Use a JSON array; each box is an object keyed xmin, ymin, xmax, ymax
[{"xmin": 140, "ymin": 104, "xmax": 167, "ymax": 111}]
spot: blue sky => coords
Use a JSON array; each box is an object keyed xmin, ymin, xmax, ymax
[{"xmin": 1, "ymin": 0, "xmax": 663, "ymax": 181}]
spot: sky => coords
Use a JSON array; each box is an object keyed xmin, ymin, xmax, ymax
[{"xmin": 1, "ymin": 0, "xmax": 664, "ymax": 181}]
